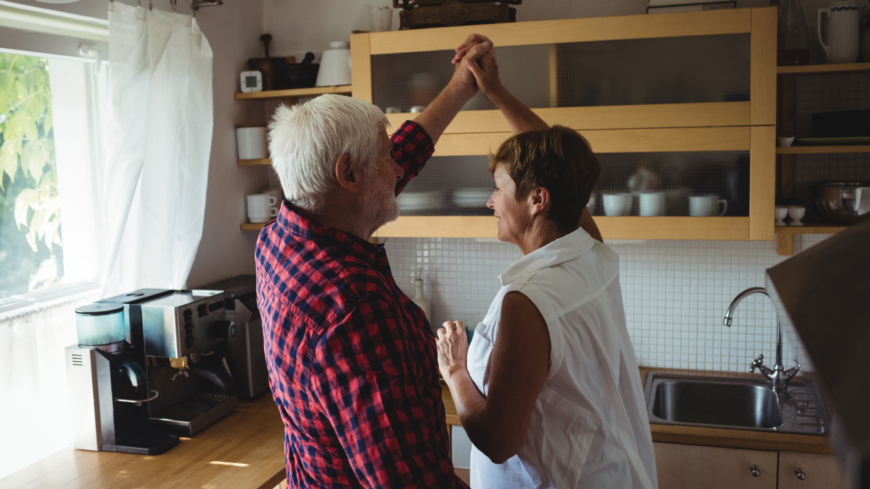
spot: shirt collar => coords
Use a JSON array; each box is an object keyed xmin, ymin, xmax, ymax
[
  {"xmin": 276, "ymin": 200, "xmax": 382, "ymax": 263},
  {"xmin": 499, "ymin": 227, "xmax": 597, "ymax": 286}
]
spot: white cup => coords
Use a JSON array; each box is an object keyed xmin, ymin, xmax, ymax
[
  {"xmin": 788, "ymin": 205, "xmax": 805, "ymax": 226},
  {"xmin": 689, "ymin": 195, "xmax": 728, "ymax": 217},
  {"xmin": 778, "ymin": 136, "xmax": 795, "ymax": 148},
  {"xmin": 247, "ymin": 194, "xmax": 278, "ymax": 223},
  {"xmin": 236, "ymin": 126, "xmax": 268, "ymax": 160},
  {"xmin": 368, "ymin": 6, "xmax": 392, "ymax": 32},
  {"xmin": 261, "ymin": 188, "xmax": 283, "ymax": 214},
  {"xmin": 775, "ymin": 206, "xmax": 788, "ymax": 226},
  {"xmin": 603, "ymin": 193, "xmax": 633, "ymax": 216},
  {"xmin": 639, "ymin": 192, "xmax": 666, "ymax": 217}
]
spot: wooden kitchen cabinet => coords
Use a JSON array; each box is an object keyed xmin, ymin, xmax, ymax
[
  {"xmin": 348, "ymin": 7, "xmax": 778, "ymax": 242},
  {"xmin": 654, "ymin": 442, "xmax": 777, "ymax": 489},
  {"xmin": 778, "ymin": 451, "xmax": 849, "ymax": 489}
]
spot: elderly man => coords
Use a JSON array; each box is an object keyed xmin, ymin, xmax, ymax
[{"xmin": 255, "ymin": 39, "xmax": 498, "ymax": 487}]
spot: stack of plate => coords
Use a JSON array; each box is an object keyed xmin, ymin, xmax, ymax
[{"xmin": 452, "ymin": 187, "xmax": 492, "ymax": 208}]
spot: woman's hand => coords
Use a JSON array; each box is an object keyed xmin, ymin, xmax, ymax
[
  {"xmin": 452, "ymin": 34, "xmax": 495, "ymax": 64},
  {"xmin": 436, "ymin": 320, "xmax": 469, "ymax": 381}
]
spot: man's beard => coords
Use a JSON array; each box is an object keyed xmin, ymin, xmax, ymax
[{"xmin": 362, "ymin": 173, "xmax": 400, "ymax": 228}]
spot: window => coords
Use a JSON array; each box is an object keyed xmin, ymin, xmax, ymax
[
  {"xmin": 0, "ymin": 51, "xmax": 106, "ymax": 309},
  {"xmin": 0, "ymin": 3, "xmax": 109, "ymax": 479}
]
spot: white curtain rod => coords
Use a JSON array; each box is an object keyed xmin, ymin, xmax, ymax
[{"xmin": 0, "ymin": 1, "xmax": 109, "ymax": 43}]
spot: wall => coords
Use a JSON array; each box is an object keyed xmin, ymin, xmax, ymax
[
  {"xmin": 263, "ymin": 0, "xmax": 772, "ymax": 61},
  {"xmin": 184, "ymin": 0, "xmax": 272, "ymax": 287}
]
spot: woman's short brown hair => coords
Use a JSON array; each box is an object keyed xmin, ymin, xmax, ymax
[{"xmin": 490, "ymin": 125, "xmax": 601, "ymax": 234}]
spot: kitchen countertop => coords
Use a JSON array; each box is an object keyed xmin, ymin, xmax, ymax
[
  {"xmin": 442, "ymin": 366, "xmax": 836, "ymax": 456},
  {"xmin": 3, "ymin": 366, "xmax": 836, "ymax": 488},
  {"xmin": 0, "ymin": 393, "xmax": 286, "ymax": 489}
]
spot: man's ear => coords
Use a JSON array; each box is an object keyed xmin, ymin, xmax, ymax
[
  {"xmin": 529, "ymin": 187, "xmax": 551, "ymax": 217},
  {"xmin": 334, "ymin": 153, "xmax": 360, "ymax": 192}
]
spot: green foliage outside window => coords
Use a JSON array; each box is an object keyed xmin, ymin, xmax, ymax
[{"xmin": 0, "ymin": 53, "xmax": 63, "ymax": 299}]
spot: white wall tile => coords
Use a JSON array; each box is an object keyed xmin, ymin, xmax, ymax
[{"xmin": 384, "ymin": 234, "xmax": 832, "ymax": 373}]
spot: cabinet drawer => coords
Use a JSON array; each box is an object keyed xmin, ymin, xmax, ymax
[
  {"xmin": 654, "ymin": 442, "xmax": 777, "ymax": 489},
  {"xmin": 778, "ymin": 451, "xmax": 848, "ymax": 489}
]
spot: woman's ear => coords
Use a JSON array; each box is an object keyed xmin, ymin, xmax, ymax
[
  {"xmin": 334, "ymin": 153, "xmax": 360, "ymax": 193},
  {"xmin": 529, "ymin": 187, "xmax": 551, "ymax": 217}
]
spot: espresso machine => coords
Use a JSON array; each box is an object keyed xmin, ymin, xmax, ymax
[
  {"xmin": 65, "ymin": 291, "xmax": 179, "ymax": 454},
  {"xmin": 66, "ymin": 289, "xmax": 240, "ymax": 453}
]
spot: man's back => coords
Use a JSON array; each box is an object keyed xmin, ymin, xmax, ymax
[{"xmin": 256, "ymin": 205, "xmax": 463, "ymax": 488}]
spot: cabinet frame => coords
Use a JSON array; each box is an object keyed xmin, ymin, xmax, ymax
[{"xmin": 351, "ymin": 7, "xmax": 777, "ymax": 241}]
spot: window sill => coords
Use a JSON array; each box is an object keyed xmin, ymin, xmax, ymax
[{"xmin": 0, "ymin": 281, "xmax": 100, "ymax": 320}]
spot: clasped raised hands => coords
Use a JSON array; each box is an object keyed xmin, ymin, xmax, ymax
[
  {"xmin": 449, "ymin": 33, "xmax": 503, "ymax": 98},
  {"xmin": 452, "ymin": 34, "xmax": 503, "ymax": 97}
]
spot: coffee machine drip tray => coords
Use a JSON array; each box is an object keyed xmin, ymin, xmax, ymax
[{"xmin": 150, "ymin": 393, "xmax": 238, "ymax": 436}]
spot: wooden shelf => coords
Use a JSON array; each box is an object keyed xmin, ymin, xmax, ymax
[
  {"xmin": 385, "ymin": 102, "xmax": 752, "ymax": 135},
  {"xmin": 373, "ymin": 216, "xmax": 751, "ymax": 240},
  {"xmin": 777, "ymin": 62, "xmax": 870, "ymax": 75},
  {"xmin": 234, "ymin": 85, "xmax": 352, "ymax": 100},
  {"xmin": 241, "ymin": 222, "xmax": 267, "ymax": 231},
  {"xmin": 776, "ymin": 145, "xmax": 870, "ymax": 154},
  {"xmin": 239, "ymin": 158, "xmax": 271, "ymax": 166},
  {"xmin": 775, "ymin": 223, "xmax": 849, "ymax": 234}
]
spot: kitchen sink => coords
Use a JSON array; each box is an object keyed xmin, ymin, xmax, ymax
[
  {"xmin": 652, "ymin": 379, "xmax": 783, "ymax": 428},
  {"xmin": 644, "ymin": 373, "xmax": 830, "ymax": 435}
]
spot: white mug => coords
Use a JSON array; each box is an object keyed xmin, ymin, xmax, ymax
[
  {"xmin": 247, "ymin": 194, "xmax": 278, "ymax": 223},
  {"xmin": 818, "ymin": 2, "xmax": 861, "ymax": 64},
  {"xmin": 603, "ymin": 193, "xmax": 633, "ymax": 216},
  {"xmin": 236, "ymin": 126, "xmax": 268, "ymax": 160},
  {"xmin": 639, "ymin": 192, "xmax": 666, "ymax": 217},
  {"xmin": 689, "ymin": 195, "xmax": 728, "ymax": 217}
]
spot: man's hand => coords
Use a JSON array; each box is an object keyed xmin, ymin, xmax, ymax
[
  {"xmin": 436, "ymin": 320, "xmax": 469, "ymax": 382},
  {"xmin": 448, "ymin": 40, "xmax": 493, "ymax": 99},
  {"xmin": 465, "ymin": 52, "xmax": 502, "ymax": 98}
]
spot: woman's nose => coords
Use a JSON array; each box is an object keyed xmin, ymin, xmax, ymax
[{"xmin": 486, "ymin": 195, "xmax": 495, "ymax": 209}]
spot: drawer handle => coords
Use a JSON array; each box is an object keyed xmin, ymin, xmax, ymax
[
  {"xmin": 796, "ymin": 468, "xmax": 807, "ymax": 480},
  {"xmin": 750, "ymin": 465, "xmax": 761, "ymax": 477}
]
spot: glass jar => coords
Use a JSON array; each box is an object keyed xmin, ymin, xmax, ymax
[{"xmin": 778, "ymin": 0, "xmax": 810, "ymax": 65}]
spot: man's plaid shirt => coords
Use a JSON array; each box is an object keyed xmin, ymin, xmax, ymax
[{"xmin": 255, "ymin": 121, "xmax": 468, "ymax": 488}]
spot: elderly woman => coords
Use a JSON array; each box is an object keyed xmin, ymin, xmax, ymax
[{"xmin": 437, "ymin": 39, "xmax": 658, "ymax": 489}]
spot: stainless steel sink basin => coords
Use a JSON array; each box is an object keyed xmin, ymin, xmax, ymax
[
  {"xmin": 644, "ymin": 372, "xmax": 830, "ymax": 435},
  {"xmin": 652, "ymin": 379, "xmax": 783, "ymax": 428}
]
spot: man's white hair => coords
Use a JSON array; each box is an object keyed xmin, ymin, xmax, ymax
[{"xmin": 268, "ymin": 94, "xmax": 389, "ymax": 210}]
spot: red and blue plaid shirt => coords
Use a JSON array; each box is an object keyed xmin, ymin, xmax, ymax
[{"xmin": 256, "ymin": 121, "xmax": 468, "ymax": 488}]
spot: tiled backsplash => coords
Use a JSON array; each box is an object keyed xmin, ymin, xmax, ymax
[{"xmin": 384, "ymin": 234, "xmax": 830, "ymax": 373}]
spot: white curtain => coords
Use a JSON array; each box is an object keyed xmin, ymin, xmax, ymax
[{"xmin": 100, "ymin": 2, "xmax": 213, "ymax": 298}]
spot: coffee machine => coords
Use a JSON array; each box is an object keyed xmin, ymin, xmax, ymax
[
  {"xmin": 66, "ymin": 291, "xmax": 179, "ymax": 454},
  {"xmin": 66, "ymin": 288, "xmax": 240, "ymax": 453},
  {"xmin": 203, "ymin": 275, "xmax": 270, "ymax": 398},
  {"xmin": 100, "ymin": 288, "xmax": 240, "ymax": 436}
]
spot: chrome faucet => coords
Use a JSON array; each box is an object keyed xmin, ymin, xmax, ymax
[{"xmin": 723, "ymin": 287, "xmax": 801, "ymax": 393}]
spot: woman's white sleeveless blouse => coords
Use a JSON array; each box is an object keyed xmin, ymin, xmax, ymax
[{"xmin": 466, "ymin": 228, "xmax": 658, "ymax": 489}]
